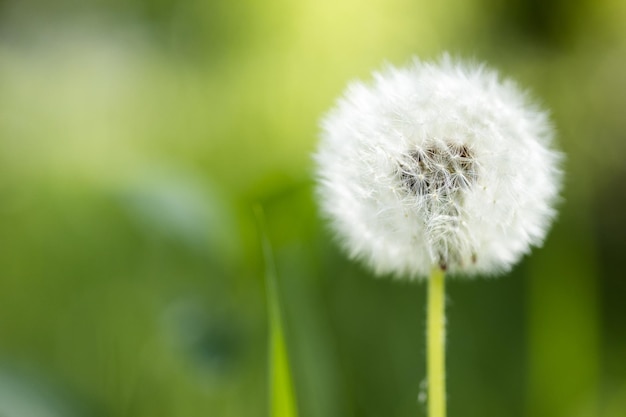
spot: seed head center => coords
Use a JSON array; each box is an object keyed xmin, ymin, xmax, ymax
[{"xmin": 400, "ymin": 142, "xmax": 476, "ymax": 198}]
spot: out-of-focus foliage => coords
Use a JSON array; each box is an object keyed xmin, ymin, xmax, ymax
[{"xmin": 0, "ymin": 0, "xmax": 625, "ymax": 416}]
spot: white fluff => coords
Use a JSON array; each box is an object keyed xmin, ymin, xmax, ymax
[{"xmin": 315, "ymin": 55, "xmax": 563, "ymax": 279}]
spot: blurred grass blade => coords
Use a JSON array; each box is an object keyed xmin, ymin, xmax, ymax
[
  {"xmin": 255, "ymin": 205, "xmax": 299, "ymax": 417},
  {"xmin": 269, "ymin": 309, "xmax": 299, "ymax": 417}
]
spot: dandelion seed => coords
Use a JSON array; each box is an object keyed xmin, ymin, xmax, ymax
[{"xmin": 315, "ymin": 54, "xmax": 562, "ymax": 279}]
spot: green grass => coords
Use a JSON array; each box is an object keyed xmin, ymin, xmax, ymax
[{"xmin": 256, "ymin": 206, "xmax": 299, "ymax": 417}]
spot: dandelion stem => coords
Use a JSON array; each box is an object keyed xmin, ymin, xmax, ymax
[{"xmin": 427, "ymin": 266, "xmax": 446, "ymax": 417}]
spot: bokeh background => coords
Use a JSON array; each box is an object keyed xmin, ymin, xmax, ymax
[{"xmin": 1, "ymin": 0, "xmax": 625, "ymax": 416}]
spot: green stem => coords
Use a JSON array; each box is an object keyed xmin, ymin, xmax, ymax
[{"xmin": 427, "ymin": 266, "xmax": 446, "ymax": 417}]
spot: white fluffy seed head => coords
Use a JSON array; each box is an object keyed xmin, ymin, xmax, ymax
[{"xmin": 315, "ymin": 55, "xmax": 563, "ymax": 279}]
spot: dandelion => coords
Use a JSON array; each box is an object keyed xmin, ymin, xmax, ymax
[{"xmin": 314, "ymin": 55, "xmax": 563, "ymax": 417}]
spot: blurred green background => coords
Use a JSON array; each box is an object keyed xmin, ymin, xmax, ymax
[{"xmin": 1, "ymin": 0, "xmax": 625, "ymax": 416}]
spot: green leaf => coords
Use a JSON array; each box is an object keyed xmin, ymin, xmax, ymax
[{"xmin": 255, "ymin": 205, "xmax": 299, "ymax": 417}]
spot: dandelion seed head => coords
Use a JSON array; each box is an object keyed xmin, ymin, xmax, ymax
[{"xmin": 315, "ymin": 55, "xmax": 563, "ymax": 279}]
